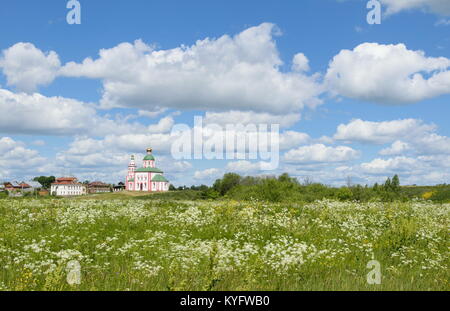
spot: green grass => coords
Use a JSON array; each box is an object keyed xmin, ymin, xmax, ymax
[{"xmin": 0, "ymin": 197, "xmax": 448, "ymax": 291}]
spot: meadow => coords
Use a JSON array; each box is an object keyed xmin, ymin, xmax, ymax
[{"xmin": 0, "ymin": 196, "xmax": 448, "ymax": 291}]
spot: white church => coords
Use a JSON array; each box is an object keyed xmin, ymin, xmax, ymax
[{"xmin": 125, "ymin": 148, "xmax": 170, "ymax": 192}]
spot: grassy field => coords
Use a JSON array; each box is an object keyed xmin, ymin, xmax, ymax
[{"xmin": 0, "ymin": 196, "xmax": 448, "ymax": 291}]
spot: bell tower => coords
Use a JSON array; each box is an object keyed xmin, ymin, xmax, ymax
[
  {"xmin": 128, "ymin": 155, "xmax": 136, "ymax": 176},
  {"xmin": 143, "ymin": 148, "xmax": 155, "ymax": 168}
]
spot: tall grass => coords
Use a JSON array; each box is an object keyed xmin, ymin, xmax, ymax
[{"xmin": 0, "ymin": 198, "xmax": 448, "ymax": 291}]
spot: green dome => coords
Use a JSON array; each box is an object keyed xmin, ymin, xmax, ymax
[{"xmin": 143, "ymin": 155, "xmax": 155, "ymax": 161}]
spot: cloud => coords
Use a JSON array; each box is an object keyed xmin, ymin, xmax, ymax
[
  {"xmin": 31, "ymin": 140, "xmax": 46, "ymax": 146},
  {"xmin": 413, "ymin": 132, "xmax": 450, "ymax": 155},
  {"xmin": 279, "ymin": 131, "xmax": 311, "ymax": 150},
  {"xmin": 194, "ymin": 168, "xmax": 222, "ymax": 180},
  {"xmin": 203, "ymin": 111, "xmax": 301, "ymax": 129},
  {"xmin": 333, "ymin": 118, "xmax": 435, "ymax": 144},
  {"xmin": 138, "ymin": 108, "xmax": 168, "ymax": 119},
  {"xmin": 334, "ymin": 118, "xmax": 450, "ymax": 156},
  {"xmin": 358, "ymin": 155, "xmax": 449, "ymax": 185},
  {"xmin": 0, "ymin": 137, "xmax": 47, "ymax": 178},
  {"xmin": 361, "ymin": 156, "xmax": 418, "ymax": 174},
  {"xmin": 147, "ymin": 116, "xmax": 175, "ymax": 133},
  {"xmin": 62, "ymin": 132, "xmax": 175, "ymax": 157},
  {"xmin": 381, "ymin": 0, "xmax": 450, "ymax": 17},
  {"xmin": 226, "ymin": 160, "xmax": 262, "ymax": 173},
  {"xmin": 379, "ymin": 140, "xmax": 411, "ymax": 155},
  {"xmin": 292, "ymin": 53, "xmax": 310, "ymax": 72},
  {"xmin": 0, "ymin": 88, "xmax": 171, "ymax": 136},
  {"xmin": 2, "ymin": 24, "xmax": 321, "ymax": 116},
  {"xmin": 284, "ymin": 144, "xmax": 360, "ymax": 164},
  {"xmin": 0, "ymin": 89, "xmax": 97, "ymax": 135},
  {"xmin": 325, "ymin": 43, "xmax": 450, "ymax": 104},
  {"xmin": 60, "ymin": 23, "xmax": 323, "ymax": 114},
  {"xmin": 436, "ymin": 18, "xmax": 450, "ymax": 26},
  {"xmin": 56, "ymin": 150, "xmax": 128, "ymax": 169},
  {"xmin": 0, "ymin": 43, "xmax": 61, "ymax": 93}
]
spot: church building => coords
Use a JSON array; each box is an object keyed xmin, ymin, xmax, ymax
[{"xmin": 125, "ymin": 148, "xmax": 170, "ymax": 192}]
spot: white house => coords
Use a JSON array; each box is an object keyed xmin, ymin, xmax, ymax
[{"xmin": 51, "ymin": 177, "xmax": 86, "ymax": 196}]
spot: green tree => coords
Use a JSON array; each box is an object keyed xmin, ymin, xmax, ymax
[
  {"xmin": 278, "ymin": 173, "xmax": 297, "ymax": 184},
  {"xmin": 373, "ymin": 183, "xmax": 379, "ymax": 192},
  {"xmin": 384, "ymin": 177, "xmax": 391, "ymax": 191},
  {"xmin": 214, "ymin": 173, "xmax": 241, "ymax": 196},
  {"xmin": 392, "ymin": 174, "xmax": 401, "ymax": 193},
  {"xmin": 33, "ymin": 176, "xmax": 55, "ymax": 189}
]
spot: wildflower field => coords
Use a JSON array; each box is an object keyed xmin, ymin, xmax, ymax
[{"xmin": 0, "ymin": 197, "xmax": 448, "ymax": 291}]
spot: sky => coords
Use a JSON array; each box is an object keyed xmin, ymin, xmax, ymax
[{"xmin": 0, "ymin": 0, "xmax": 449, "ymax": 187}]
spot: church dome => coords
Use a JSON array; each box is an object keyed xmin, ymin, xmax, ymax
[
  {"xmin": 144, "ymin": 148, "xmax": 155, "ymax": 161},
  {"xmin": 143, "ymin": 154, "xmax": 155, "ymax": 161}
]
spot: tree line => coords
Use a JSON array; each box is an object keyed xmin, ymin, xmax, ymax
[{"xmin": 168, "ymin": 172, "xmax": 424, "ymax": 203}]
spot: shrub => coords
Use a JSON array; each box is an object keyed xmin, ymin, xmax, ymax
[
  {"xmin": 201, "ymin": 188, "xmax": 220, "ymax": 200},
  {"xmin": 337, "ymin": 187, "xmax": 353, "ymax": 201},
  {"xmin": 430, "ymin": 190, "xmax": 450, "ymax": 202},
  {"xmin": 213, "ymin": 173, "xmax": 241, "ymax": 196},
  {"xmin": 422, "ymin": 191, "xmax": 435, "ymax": 200}
]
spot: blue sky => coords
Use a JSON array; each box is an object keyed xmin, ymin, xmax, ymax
[{"xmin": 0, "ymin": 0, "xmax": 449, "ymax": 186}]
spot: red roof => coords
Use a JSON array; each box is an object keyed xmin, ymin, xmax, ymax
[
  {"xmin": 52, "ymin": 177, "xmax": 81, "ymax": 185},
  {"xmin": 56, "ymin": 177, "xmax": 77, "ymax": 182},
  {"xmin": 4, "ymin": 182, "xmax": 30, "ymax": 188}
]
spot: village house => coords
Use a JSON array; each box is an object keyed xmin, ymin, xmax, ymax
[
  {"xmin": 88, "ymin": 181, "xmax": 111, "ymax": 194},
  {"xmin": 113, "ymin": 182, "xmax": 126, "ymax": 192},
  {"xmin": 126, "ymin": 148, "xmax": 170, "ymax": 192},
  {"xmin": 2, "ymin": 181, "xmax": 42, "ymax": 196},
  {"xmin": 4, "ymin": 181, "xmax": 23, "ymax": 192},
  {"xmin": 4, "ymin": 181, "xmax": 37, "ymax": 192},
  {"xmin": 50, "ymin": 177, "xmax": 86, "ymax": 196}
]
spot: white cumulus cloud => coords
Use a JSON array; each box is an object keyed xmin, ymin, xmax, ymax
[
  {"xmin": 0, "ymin": 88, "xmax": 171, "ymax": 136},
  {"xmin": 0, "ymin": 137, "xmax": 47, "ymax": 178},
  {"xmin": 203, "ymin": 111, "xmax": 301, "ymax": 129},
  {"xmin": 333, "ymin": 118, "xmax": 435, "ymax": 144},
  {"xmin": 194, "ymin": 168, "xmax": 222, "ymax": 180},
  {"xmin": 325, "ymin": 43, "xmax": 450, "ymax": 104},
  {"xmin": 60, "ymin": 23, "xmax": 323, "ymax": 114},
  {"xmin": 284, "ymin": 144, "xmax": 360, "ymax": 164},
  {"xmin": 0, "ymin": 43, "xmax": 61, "ymax": 93},
  {"xmin": 379, "ymin": 140, "xmax": 411, "ymax": 155},
  {"xmin": 334, "ymin": 118, "xmax": 450, "ymax": 156}
]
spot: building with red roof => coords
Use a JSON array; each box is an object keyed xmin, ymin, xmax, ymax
[{"xmin": 50, "ymin": 177, "xmax": 86, "ymax": 196}]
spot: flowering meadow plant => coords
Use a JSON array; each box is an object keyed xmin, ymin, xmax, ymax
[{"xmin": 0, "ymin": 198, "xmax": 448, "ymax": 291}]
